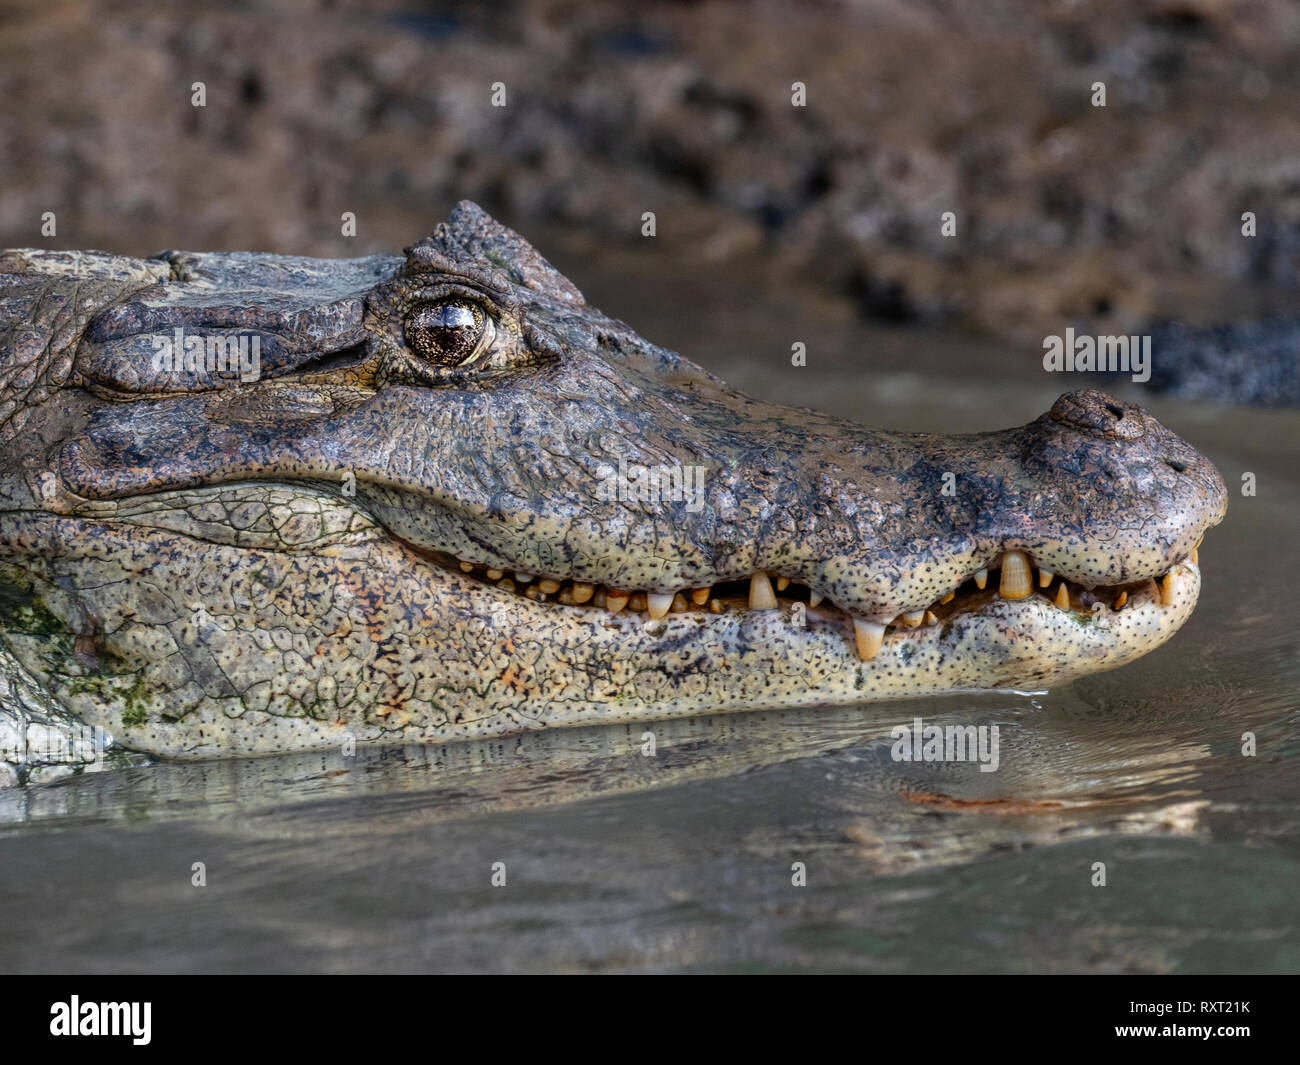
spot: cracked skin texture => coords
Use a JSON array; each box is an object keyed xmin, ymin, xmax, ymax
[{"xmin": 0, "ymin": 202, "xmax": 1226, "ymax": 760}]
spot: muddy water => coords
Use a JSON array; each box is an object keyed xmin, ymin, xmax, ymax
[{"xmin": 0, "ymin": 262, "xmax": 1296, "ymax": 973}]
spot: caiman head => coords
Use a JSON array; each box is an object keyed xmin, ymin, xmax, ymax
[{"xmin": 0, "ymin": 202, "xmax": 1226, "ymax": 759}]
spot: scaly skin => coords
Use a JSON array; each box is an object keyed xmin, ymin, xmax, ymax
[{"xmin": 0, "ymin": 202, "xmax": 1226, "ymax": 774}]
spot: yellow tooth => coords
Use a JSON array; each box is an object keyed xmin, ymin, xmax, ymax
[
  {"xmin": 1113, "ymin": 590, "xmax": 1127, "ymax": 610},
  {"xmin": 775, "ymin": 576, "xmax": 790, "ymax": 591},
  {"xmin": 923, "ymin": 610, "xmax": 938, "ymax": 625},
  {"xmin": 1159, "ymin": 572, "xmax": 1177, "ymax": 606},
  {"xmin": 538, "ymin": 579, "xmax": 561, "ymax": 594},
  {"xmin": 557, "ymin": 587, "xmax": 574, "ymax": 605},
  {"xmin": 628, "ymin": 592, "xmax": 647, "ymax": 612},
  {"xmin": 690, "ymin": 587, "xmax": 711, "ymax": 605},
  {"xmin": 904, "ymin": 610, "xmax": 925, "ymax": 628},
  {"xmin": 1053, "ymin": 583, "xmax": 1070, "ymax": 610},
  {"xmin": 515, "ymin": 572, "xmax": 533, "ymax": 584},
  {"xmin": 647, "ymin": 592, "xmax": 674, "ymax": 620},
  {"xmin": 709, "ymin": 599, "xmax": 724, "ymax": 614},
  {"xmin": 524, "ymin": 585, "xmax": 541, "ymax": 600},
  {"xmin": 939, "ymin": 590, "xmax": 955, "ymax": 604},
  {"xmin": 497, "ymin": 578, "xmax": 515, "ymax": 593},
  {"xmin": 853, "ymin": 618, "xmax": 885, "ymax": 661},
  {"xmin": 571, "ymin": 581, "xmax": 595, "ymax": 604},
  {"xmin": 592, "ymin": 588, "xmax": 607, "ymax": 609},
  {"xmin": 808, "ymin": 591, "xmax": 824, "ymax": 608},
  {"xmin": 1038, "ymin": 569, "xmax": 1053, "ymax": 587},
  {"xmin": 748, "ymin": 572, "xmax": 778, "ymax": 610},
  {"xmin": 605, "ymin": 590, "xmax": 629, "ymax": 613},
  {"xmin": 486, "ymin": 569, "xmax": 503, "ymax": 581},
  {"xmin": 998, "ymin": 550, "xmax": 1032, "ymax": 600},
  {"xmin": 974, "ymin": 568, "xmax": 988, "ymax": 590},
  {"xmin": 1190, "ymin": 546, "xmax": 1198, "ymax": 565},
  {"xmin": 459, "ymin": 561, "xmax": 475, "ymax": 573},
  {"xmin": 671, "ymin": 593, "xmax": 688, "ymax": 613}
]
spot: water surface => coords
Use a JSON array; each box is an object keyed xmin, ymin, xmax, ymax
[{"xmin": 1, "ymin": 268, "xmax": 1295, "ymax": 973}]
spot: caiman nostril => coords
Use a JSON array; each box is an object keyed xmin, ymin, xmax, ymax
[
  {"xmin": 1166, "ymin": 457, "xmax": 1187, "ymax": 473},
  {"xmin": 1049, "ymin": 389, "xmax": 1145, "ymax": 440}
]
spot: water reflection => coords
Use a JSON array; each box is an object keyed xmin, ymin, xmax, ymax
[{"xmin": 1, "ymin": 378, "xmax": 1296, "ymax": 973}]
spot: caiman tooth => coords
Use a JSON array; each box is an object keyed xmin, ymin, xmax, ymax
[
  {"xmin": 775, "ymin": 576, "xmax": 791, "ymax": 591},
  {"xmin": 557, "ymin": 586, "xmax": 574, "ymax": 605},
  {"xmin": 709, "ymin": 599, "xmax": 724, "ymax": 614},
  {"xmin": 974, "ymin": 568, "xmax": 988, "ymax": 590},
  {"xmin": 497, "ymin": 578, "xmax": 515, "ymax": 593},
  {"xmin": 571, "ymin": 581, "xmax": 595, "ymax": 604},
  {"xmin": 459, "ymin": 561, "xmax": 475, "ymax": 573},
  {"xmin": 486, "ymin": 569, "xmax": 503, "ymax": 581},
  {"xmin": 853, "ymin": 618, "xmax": 885, "ymax": 661},
  {"xmin": 939, "ymin": 590, "xmax": 955, "ymax": 604},
  {"xmin": 923, "ymin": 610, "xmax": 938, "ymax": 626},
  {"xmin": 515, "ymin": 572, "xmax": 533, "ymax": 584},
  {"xmin": 647, "ymin": 592, "xmax": 674, "ymax": 620},
  {"xmin": 903, "ymin": 610, "xmax": 925, "ymax": 628},
  {"xmin": 671, "ymin": 593, "xmax": 689, "ymax": 613},
  {"xmin": 605, "ymin": 589, "xmax": 629, "ymax": 613},
  {"xmin": 592, "ymin": 588, "xmax": 607, "ymax": 609},
  {"xmin": 538, "ymin": 578, "xmax": 562, "ymax": 594},
  {"xmin": 524, "ymin": 585, "xmax": 541, "ymax": 601},
  {"xmin": 628, "ymin": 592, "xmax": 648, "ymax": 612},
  {"xmin": 1190, "ymin": 546, "xmax": 1199, "ymax": 565},
  {"xmin": 1038, "ymin": 569, "xmax": 1053, "ymax": 588},
  {"xmin": 690, "ymin": 587, "xmax": 711, "ymax": 606},
  {"xmin": 748, "ymin": 572, "xmax": 778, "ymax": 610},
  {"xmin": 1053, "ymin": 583, "xmax": 1070, "ymax": 610},
  {"xmin": 808, "ymin": 590, "xmax": 824, "ymax": 608},
  {"xmin": 1113, "ymin": 590, "xmax": 1127, "ymax": 610},
  {"xmin": 1159, "ymin": 572, "xmax": 1177, "ymax": 606},
  {"xmin": 998, "ymin": 550, "xmax": 1033, "ymax": 600}
]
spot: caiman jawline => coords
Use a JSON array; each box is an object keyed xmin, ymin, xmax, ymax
[{"xmin": 426, "ymin": 540, "xmax": 1206, "ymax": 663}]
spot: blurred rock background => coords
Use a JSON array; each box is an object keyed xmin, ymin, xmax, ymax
[{"xmin": 1, "ymin": 0, "xmax": 1297, "ymax": 390}]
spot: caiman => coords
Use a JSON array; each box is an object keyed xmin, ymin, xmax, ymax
[{"xmin": 0, "ymin": 202, "xmax": 1227, "ymax": 781}]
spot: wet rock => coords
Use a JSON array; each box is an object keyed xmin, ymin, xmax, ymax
[
  {"xmin": 1146, "ymin": 318, "xmax": 1300, "ymax": 407},
  {"xmin": 1, "ymin": 0, "xmax": 1296, "ymax": 346}
]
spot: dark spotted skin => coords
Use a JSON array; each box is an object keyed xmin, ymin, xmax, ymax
[{"xmin": 0, "ymin": 203, "xmax": 1227, "ymax": 775}]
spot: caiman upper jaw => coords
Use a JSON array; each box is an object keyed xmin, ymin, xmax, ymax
[{"xmin": 379, "ymin": 382, "xmax": 1226, "ymax": 667}]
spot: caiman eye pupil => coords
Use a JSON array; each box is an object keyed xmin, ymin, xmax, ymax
[{"xmin": 405, "ymin": 300, "xmax": 486, "ymax": 366}]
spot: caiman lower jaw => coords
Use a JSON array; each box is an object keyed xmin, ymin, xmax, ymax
[{"xmin": 428, "ymin": 541, "xmax": 1206, "ymax": 667}]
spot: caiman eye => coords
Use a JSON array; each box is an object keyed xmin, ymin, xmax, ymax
[{"xmin": 404, "ymin": 299, "xmax": 492, "ymax": 367}]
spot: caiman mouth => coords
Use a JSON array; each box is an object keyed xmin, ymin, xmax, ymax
[{"xmin": 419, "ymin": 537, "xmax": 1205, "ymax": 663}]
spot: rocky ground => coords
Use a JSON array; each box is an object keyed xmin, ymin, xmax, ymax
[{"xmin": 2, "ymin": 0, "xmax": 1297, "ymax": 368}]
